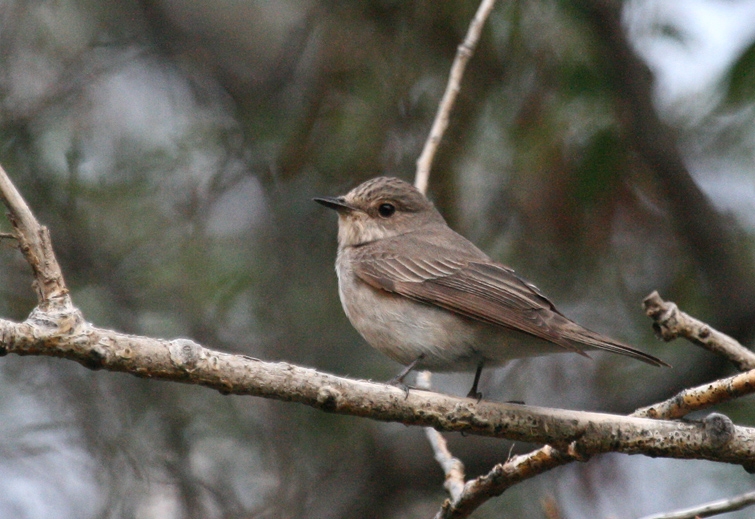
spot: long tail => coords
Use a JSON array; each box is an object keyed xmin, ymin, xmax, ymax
[{"xmin": 564, "ymin": 324, "xmax": 670, "ymax": 367}]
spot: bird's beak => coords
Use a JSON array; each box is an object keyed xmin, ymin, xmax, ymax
[{"xmin": 313, "ymin": 196, "xmax": 358, "ymax": 213}]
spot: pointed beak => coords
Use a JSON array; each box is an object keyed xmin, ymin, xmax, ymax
[{"xmin": 313, "ymin": 196, "xmax": 357, "ymax": 213}]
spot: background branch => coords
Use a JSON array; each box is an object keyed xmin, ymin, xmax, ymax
[
  {"xmin": 644, "ymin": 291, "xmax": 755, "ymax": 371},
  {"xmin": 0, "ymin": 164, "xmax": 68, "ymax": 304},
  {"xmin": 581, "ymin": 0, "xmax": 755, "ymax": 342},
  {"xmin": 414, "ymin": 0, "xmax": 497, "ymax": 195},
  {"xmin": 638, "ymin": 489, "xmax": 755, "ymax": 519}
]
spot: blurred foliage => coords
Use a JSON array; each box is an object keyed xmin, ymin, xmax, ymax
[
  {"xmin": 726, "ymin": 40, "xmax": 755, "ymax": 107},
  {"xmin": 1, "ymin": 0, "xmax": 755, "ymax": 518}
]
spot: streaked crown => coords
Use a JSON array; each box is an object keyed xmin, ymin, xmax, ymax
[{"xmin": 344, "ymin": 177, "xmax": 436, "ymax": 214}]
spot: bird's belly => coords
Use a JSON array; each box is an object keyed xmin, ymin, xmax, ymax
[{"xmin": 338, "ymin": 273, "xmax": 563, "ymax": 371}]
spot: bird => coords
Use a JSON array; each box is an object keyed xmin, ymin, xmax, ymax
[{"xmin": 314, "ymin": 176, "xmax": 667, "ymax": 399}]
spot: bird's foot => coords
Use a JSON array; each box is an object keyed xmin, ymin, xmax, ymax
[
  {"xmin": 466, "ymin": 388, "xmax": 483, "ymax": 402},
  {"xmin": 386, "ymin": 355, "xmax": 424, "ymax": 398},
  {"xmin": 387, "ymin": 377, "xmax": 413, "ymax": 399}
]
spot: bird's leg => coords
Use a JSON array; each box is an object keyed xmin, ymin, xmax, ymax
[
  {"xmin": 388, "ymin": 354, "xmax": 425, "ymax": 397},
  {"xmin": 467, "ymin": 362, "xmax": 484, "ymax": 401}
]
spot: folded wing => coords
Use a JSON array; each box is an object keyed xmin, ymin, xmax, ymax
[{"xmin": 353, "ymin": 248, "xmax": 666, "ymax": 366}]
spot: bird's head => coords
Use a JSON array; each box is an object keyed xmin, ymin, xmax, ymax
[{"xmin": 314, "ymin": 176, "xmax": 445, "ymax": 247}]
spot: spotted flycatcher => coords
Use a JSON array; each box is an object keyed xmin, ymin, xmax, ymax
[{"xmin": 315, "ymin": 177, "xmax": 666, "ymax": 398}]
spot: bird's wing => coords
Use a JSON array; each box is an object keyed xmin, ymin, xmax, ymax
[
  {"xmin": 352, "ymin": 246, "xmax": 667, "ymax": 366},
  {"xmin": 352, "ymin": 248, "xmax": 584, "ymax": 353}
]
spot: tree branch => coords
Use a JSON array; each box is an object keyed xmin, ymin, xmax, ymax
[
  {"xmin": 638, "ymin": 489, "xmax": 755, "ymax": 519},
  {"xmin": 1, "ymin": 314, "xmax": 754, "ymax": 467},
  {"xmin": 634, "ymin": 368, "xmax": 755, "ymax": 420},
  {"xmin": 414, "ymin": 0, "xmax": 497, "ymax": 194},
  {"xmin": 0, "ymin": 164, "xmax": 68, "ymax": 305},
  {"xmin": 643, "ymin": 291, "xmax": 755, "ymax": 371}
]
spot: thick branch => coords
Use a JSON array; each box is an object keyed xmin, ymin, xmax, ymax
[{"xmin": 1, "ymin": 315, "xmax": 754, "ymax": 468}]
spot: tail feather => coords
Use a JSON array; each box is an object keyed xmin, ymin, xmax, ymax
[{"xmin": 564, "ymin": 325, "xmax": 670, "ymax": 367}]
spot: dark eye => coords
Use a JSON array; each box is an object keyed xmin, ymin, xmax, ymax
[{"xmin": 378, "ymin": 203, "xmax": 396, "ymax": 218}]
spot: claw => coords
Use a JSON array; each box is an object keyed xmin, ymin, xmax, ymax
[
  {"xmin": 467, "ymin": 388, "xmax": 483, "ymax": 402},
  {"xmin": 387, "ymin": 378, "xmax": 412, "ymax": 399},
  {"xmin": 387, "ymin": 355, "xmax": 424, "ymax": 398}
]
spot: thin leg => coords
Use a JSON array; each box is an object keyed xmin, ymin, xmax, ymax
[
  {"xmin": 388, "ymin": 354, "xmax": 425, "ymax": 397},
  {"xmin": 467, "ymin": 362, "xmax": 484, "ymax": 401}
]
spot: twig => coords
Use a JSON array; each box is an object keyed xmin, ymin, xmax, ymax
[
  {"xmin": 638, "ymin": 489, "xmax": 755, "ymax": 519},
  {"xmin": 542, "ymin": 496, "xmax": 563, "ymax": 519},
  {"xmin": 634, "ymin": 368, "xmax": 755, "ymax": 420},
  {"xmin": 644, "ymin": 291, "xmax": 755, "ymax": 371},
  {"xmin": 437, "ymin": 446, "xmax": 573, "ymax": 519},
  {"xmin": 0, "ymin": 164, "xmax": 68, "ymax": 304},
  {"xmin": 414, "ymin": 0, "xmax": 497, "ymax": 194},
  {"xmin": 417, "ymin": 371, "xmax": 466, "ymax": 502}
]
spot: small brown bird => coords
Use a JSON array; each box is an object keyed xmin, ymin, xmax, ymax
[{"xmin": 315, "ymin": 177, "xmax": 667, "ymax": 398}]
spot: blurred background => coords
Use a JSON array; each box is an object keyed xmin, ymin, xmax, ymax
[{"xmin": 1, "ymin": 0, "xmax": 755, "ymax": 517}]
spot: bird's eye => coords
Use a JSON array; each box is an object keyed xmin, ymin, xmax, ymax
[{"xmin": 378, "ymin": 203, "xmax": 396, "ymax": 218}]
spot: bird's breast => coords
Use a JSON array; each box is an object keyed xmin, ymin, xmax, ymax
[{"xmin": 335, "ymin": 250, "xmax": 489, "ymax": 370}]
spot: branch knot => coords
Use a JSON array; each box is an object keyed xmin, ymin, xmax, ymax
[
  {"xmin": 317, "ymin": 386, "xmax": 342, "ymax": 410},
  {"xmin": 643, "ymin": 291, "xmax": 680, "ymax": 341},
  {"xmin": 168, "ymin": 339, "xmax": 203, "ymax": 371},
  {"xmin": 703, "ymin": 413, "xmax": 734, "ymax": 448}
]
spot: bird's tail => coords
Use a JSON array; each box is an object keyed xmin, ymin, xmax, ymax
[{"xmin": 564, "ymin": 325, "xmax": 670, "ymax": 367}]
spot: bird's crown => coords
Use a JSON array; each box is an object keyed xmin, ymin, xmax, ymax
[{"xmin": 344, "ymin": 176, "xmax": 434, "ymax": 214}]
